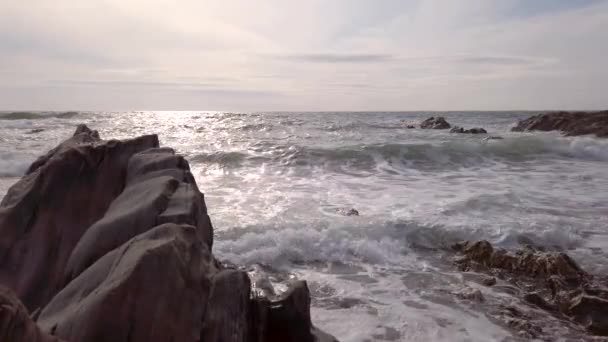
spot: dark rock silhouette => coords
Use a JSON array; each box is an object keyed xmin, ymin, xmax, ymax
[
  {"xmin": 512, "ymin": 111, "xmax": 608, "ymax": 137},
  {"xmin": 0, "ymin": 126, "xmax": 158, "ymax": 310},
  {"xmin": 420, "ymin": 117, "xmax": 451, "ymax": 129},
  {"xmin": 453, "ymin": 240, "xmax": 608, "ymax": 336},
  {"xmin": 0, "ymin": 125, "xmax": 337, "ymax": 342},
  {"xmin": 450, "ymin": 126, "xmax": 487, "ymax": 134},
  {"xmin": 336, "ymin": 208, "xmax": 359, "ymax": 216}
]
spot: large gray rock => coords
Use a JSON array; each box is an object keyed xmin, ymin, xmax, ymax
[
  {"xmin": 0, "ymin": 125, "xmax": 338, "ymax": 342},
  {"xmin": 0, "ymin": 125, "xmax": 158, "ymax": 311},
  {"xmin": 38, "ymin": 224, "xmax": 215, "ymax": 342},
  {"xmin": 64, "ymin": 148, "xmax": 213, "ymax": 282}
]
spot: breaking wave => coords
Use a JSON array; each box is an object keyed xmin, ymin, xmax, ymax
[
  {"xmin": 191, "ymin": 135, "xmax": 608, "ymax": 172},
  {"xmin": 0, "ymin": 111, "xmax": 82, "ymax": 120}
]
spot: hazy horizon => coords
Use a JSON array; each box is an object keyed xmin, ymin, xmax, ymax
[{"xmin": 1, "ymin": 0, "xmax": 607, "ymax": 111}]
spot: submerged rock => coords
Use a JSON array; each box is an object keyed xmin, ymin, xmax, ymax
[
  {"xmin": 337, "ymin": 208, "xmax": 359, "ymax": 216},
  {"xmin": 453, "ymin": 240, "xmax": 608, "ymax": 336},
  {"xmin": 420, "ymin": 116, "xmax": 451, "ymax": 129},
  {"xmin": 26, "ymin": 128, "xmax": 45, "ymax": 134},
  {"xmin": 512, "ymin": 111, "xmax": 608, "ymax": 137}
]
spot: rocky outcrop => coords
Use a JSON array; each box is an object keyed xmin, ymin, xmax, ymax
[
  {"xmin": 450, "ymin": 127, "xmax": 487, "ymax": 134},
  {"xmin": 453, "ymin": 240, "xmax": 608, "ymax": 336},
  {"xmin": 0, "ymin": 125, "xmax": 336, "ymax": 342},
  {"xmin": 0, "ymin": 126, "xmax": 158, "ymax": 311},
  {"xmin": 511, "ymin": 111, "xmax": 608, "ymax": 137},
  {"xmin": 420, "ymin": 117, "xmax": 451, "ymax": 129},
  {"xmin": 0, "ymin": 286, "xmax": 64, "ymax": 342},
  {"xmin": 38, "ymin": 224, "xmax": 214, "ymax": 342}
]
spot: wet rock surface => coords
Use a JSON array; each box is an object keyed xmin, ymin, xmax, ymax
[
  {"xmin": 452, "ymin": 240, "xmax": 608, "ymax": 337},
  {"xmin": 420, "ymin": 116, "xmax": 451, "ymax": 129},
  {"xmin": 0, "ymin": 125, "xmax": 337, "ymax": 342},
  {"xmin": 512, "ymin": 111, "xmax": 608, "ymax": 137}
]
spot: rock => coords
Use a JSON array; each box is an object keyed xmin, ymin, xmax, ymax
[
  {"xmin": 0, "ymin": 125, "xmax": 158, "ymax": 311},
  {"xmin": 38, "ymin": 224, "xmax": 215, "ymax": 342},
  {"xmin": 0, "ymin": 286, "xmax": 64, "ymax": 342},
  {"xmin": 201, "ymin": 269, "xmax": 252, "ymax": 341},
  {"xmin": 337, "ymin": 208, "xmax": 359, "ymax": 216},
  {"xmin": 466, "ymin": 128, "xmax": 487, "ymax": 134},
  {"xmin": 26, "ymin": 124, "xmax": 101, "ymax": 175},
  {"xmin": 454, "ymin": 287, "xmax": 484, "ymax": 302},
  {"xmin": 406, "ymin": 125, "xmax": 416, "ymax": 129},
  {"xmin": 453, "ymin": 240, "xmax": 608, "ymax": 337},
  {"xmin": 0, "ymin": 124, "xmax": 338, "ymax": 342},
  {"xmin": 64, "ymin": 148, "xmax": 213, "ymax": 282},
  {"xmin": 450, "ymin": 126, "xmax": 487, "ymax": 134},
  {"xmin": 512, "ymin": 111, "xmax": 608, "ymax": 137},
  {"xmin": 263, "ymin": 280, "xmax": 315, "ymax": 342},
  {"xmin": 483, "ymin": 136, "xmax": 504, "ymax": 141},
  {"xmin": 26, "ymin": 128, "xmax": 45, "ymax": 134},
  {"xmin": 567, "ymin": 294, "xmax": 608, "ymax": 335},
  {"xmin": 482, "ymin": 276, "xmax": 497, "ymax": 287},
  {"xmin": 420, "ymin": 117, "xmax": 451, "ymax": 129}
]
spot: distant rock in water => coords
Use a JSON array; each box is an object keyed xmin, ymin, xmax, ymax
[
  {"xmin": 512, "ymin": 111, "xmax": 608, "ymax": 137},
  {"xmin": 483, "ymin": 136, "xmax": 504, "ymax": 141},
  {"xmin": 337, "ymin": 208, "xmax": 359, "ymax": 216},
  {"xmin": 406, "ymin": 125, "xmax": 416, "ymax": 129},
  {"xmin": 452, "ymin": 240, "xmax": 608, "ymax": 336},
  {"xmin": 420, "ymin": 116, "xmax": 451, "ymax": 129},
  {"xmin": 0, "ymin": 124, "xmax": 337, "ymax": 342},
  {"xmin": 26, "ymin": 128, "xmax": 45, "ymax": 134},
  {"xmin": 450, "ymin": 126, "xmax": 487, "ymax": 134}
]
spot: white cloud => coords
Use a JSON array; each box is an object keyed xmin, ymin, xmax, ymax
[{"xmin": 0, "ymin": 0, "xmax": 607, "ymax": 110}]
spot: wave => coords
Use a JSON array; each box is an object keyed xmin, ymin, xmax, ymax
[
  {"xmin": 191, "ymin": 135, "xmax": 608, "ymax": 172},
  {"xmin": 213, "ymin": 217, "xmax": 586, "ymax": 268},
  {"xmin": 0, "ymin": 111, "xmax": 81, "ymax": 120},
  {"xmin": 0, "ymin": 152, "xmax": 32, "ymax": 177}
]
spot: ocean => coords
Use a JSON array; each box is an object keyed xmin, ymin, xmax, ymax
[{"xmin": 1, "ymin": 111, "xmax": 607, "ymax": 341}]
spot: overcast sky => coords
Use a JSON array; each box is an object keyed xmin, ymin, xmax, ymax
[{"xmin": 1, "ymin": 0, "xmax": 607, "ymax": 111}]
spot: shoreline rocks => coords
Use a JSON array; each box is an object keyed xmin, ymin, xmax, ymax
[
  {"xmin": 512, "ymin": 111, "xmax": 608, "ymax": 137},
  {"xmin": 452, "ymin": 240, "xmax": 608, "ymax": 336},
  {"xmin": 0, "ymin": 125, "xmax": 337, "ymax": 342}
]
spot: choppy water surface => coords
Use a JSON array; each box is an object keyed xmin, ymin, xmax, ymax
[{"xmin": 2, "ymin": 111, "xmax": 607, "ymax": 341}]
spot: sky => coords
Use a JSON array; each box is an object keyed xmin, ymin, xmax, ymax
[{"xmin": 0, "ymin": 0, "xmax": 607, "ymax": 111}]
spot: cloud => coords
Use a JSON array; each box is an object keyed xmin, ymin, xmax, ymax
[
  {"xmin": 0, "ymin": 0, "xmax": 607, "ymax": 110},
  {"xmin": 281, "ymin": 53, "xmax": 394, "ymax": 63}
]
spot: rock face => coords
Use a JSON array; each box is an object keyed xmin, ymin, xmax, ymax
[
  {"xmin": 0, "ymin": 126, "xmax": 158, "ymax": 311},
  {"xmin": 511, "ymin": 111, "xmax": 608, "ymax": 137},
  {"xmin": 420, "ymin": 117, "xmax": 451, "ymax": 129},
  {"xmin": 0, "ymin": 125, "xmax": 337, "ymax": 342},
  {"xmin": 453, "ymin": 240, "xmax": 608, "ymax": 336},
  {"xmin": 450, "ymin": 127, "xmax": 487, "ymax": 134},
  {"xmin": 0, "ymin": 286, "xmax": 64, "ymax": 342}
]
